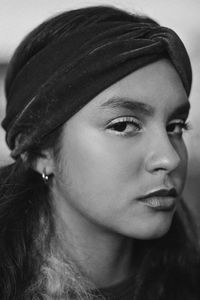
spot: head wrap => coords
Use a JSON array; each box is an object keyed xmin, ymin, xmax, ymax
[{"xmin": 2, "ymin": 10, "xmax": 192, "ymax": 158}]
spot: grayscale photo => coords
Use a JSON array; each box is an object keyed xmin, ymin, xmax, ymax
[{"xmin": 0, "ymin": 1, "xmax": 199, "ymax": 299}]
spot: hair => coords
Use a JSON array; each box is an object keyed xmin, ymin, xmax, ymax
[{"xmin": 0, "ymin": 5, "xmax": 200, "ymax": 300}]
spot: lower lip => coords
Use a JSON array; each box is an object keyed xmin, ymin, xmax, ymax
[{"xmin": 138, "ymin": 196, "xmax": 176, "ymax": 211}]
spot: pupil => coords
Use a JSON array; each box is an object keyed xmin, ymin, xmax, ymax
[
  {"xmin": 168, "ymin": 124, "xmax": 175, "ymax": 132},
  {"xmin": 115, "ymin": 122, "xmax": 127, "ymax": 131}
]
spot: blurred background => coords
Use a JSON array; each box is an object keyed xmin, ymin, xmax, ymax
[{"xmin": 0, "ymin": 0, "xmax": 199, "ymax": 231}]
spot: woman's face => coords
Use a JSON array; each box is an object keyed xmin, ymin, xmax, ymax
[{"xmin": 52, "ymin": 59, "xmax": 189, "ymax": 239}]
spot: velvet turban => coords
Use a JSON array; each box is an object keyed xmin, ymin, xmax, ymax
[{"xmin": 2, "ymin": 8, "xmax": 192, "ymax": 158}]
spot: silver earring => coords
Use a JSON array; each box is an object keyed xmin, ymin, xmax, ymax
[{"xmin": 42, "ymin": 169, "xmax": 49, "ymax": 183}]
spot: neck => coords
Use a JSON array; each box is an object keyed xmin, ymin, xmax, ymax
[{"xmin": 51, "ymin": 191, "xmax": 135, "ymax": 288}]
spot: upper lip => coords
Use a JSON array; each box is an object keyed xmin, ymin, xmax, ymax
[{"xmin": 138, "ymin": 188, "xmax": 178, "ymax": 200}]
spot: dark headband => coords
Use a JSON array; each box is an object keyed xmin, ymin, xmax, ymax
[{"xmin": 2, "ymin": 21, "xmax": 192, "ymax": 158}]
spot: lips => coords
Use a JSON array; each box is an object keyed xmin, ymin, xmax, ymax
[{"xmin": 137, "ymin": 188, "xmax": 178, "ymax": 211}]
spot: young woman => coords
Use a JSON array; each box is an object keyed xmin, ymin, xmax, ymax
[{"xmin": 0, "ymin": 5, "xmax": 199, "ymax": 300}]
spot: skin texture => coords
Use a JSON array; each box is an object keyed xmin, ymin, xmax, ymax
[{"xmin": 36, "ymin": 58, "xmax": 190, "ymax": 287}]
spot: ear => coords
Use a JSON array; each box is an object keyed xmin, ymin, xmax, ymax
[{"xmin": 33, "ymin": 149, "xmax": 55, "ymax": 176}]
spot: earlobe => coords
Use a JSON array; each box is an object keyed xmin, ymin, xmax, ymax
[{"xmin": 32, "ymin": 149, "xmax": 55, "ymax": 177}]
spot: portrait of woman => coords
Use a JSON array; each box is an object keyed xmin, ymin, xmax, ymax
[{"xmin": 0, "ymin": 5, "xmax": 199, "ymax": 300}]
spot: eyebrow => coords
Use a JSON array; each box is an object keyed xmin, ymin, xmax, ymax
[
  {"xmin": 170, "ymin": 101, "xmax": 190, "ymax": 118},
  {"xmin": 99, "ymin": 96, "xmax": 190, "ymax": 118},
  {"xmin": 99, "ymin": 96, "xmax": 155, "ymax": 116}
]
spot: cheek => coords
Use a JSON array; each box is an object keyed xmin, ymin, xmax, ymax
[
  {"xmin": 173, "ymin": 139, "xmax": 188, "ymax": 188},
  {"xmin": 179, "ymin": 139, "xmax": 188, "ymax": 170},
  {"xmin": 57, "ymin": 125, "xmax": 143, "ymax": 211}
]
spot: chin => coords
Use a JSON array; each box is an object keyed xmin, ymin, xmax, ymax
[
  {"xmin": 133, "ymin": 224, "xmax": 172, "ymax": 240},
  {"xmin": 124, "ymin": 212, "xmax": 175, "ymax": 240},
  {"xmin": 139, "ymin": 214, "xmax": 174, "ymax": 240},
  {"xmin": 146, "ymin": 224, "xmax": 172, "ymax": 239}
]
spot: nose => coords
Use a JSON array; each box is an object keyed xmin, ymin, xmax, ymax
[{"xmin": 145, "ymin": 131, "xmax": 181, "ymax": 174}]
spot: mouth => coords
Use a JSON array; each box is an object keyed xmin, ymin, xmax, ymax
[{"xmin": 137, "ymin": 188, "xmax": 178, "ymax": 211}]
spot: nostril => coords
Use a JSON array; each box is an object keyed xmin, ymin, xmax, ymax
[{"xmin": 154, "ymin": 166, "xmax": 168, "ymax": 172}]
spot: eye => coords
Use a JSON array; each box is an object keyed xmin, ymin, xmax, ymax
[
  {"xmin": 106, "ymin": 116, "xmax": 142, "ymax": 136},
  {"xmin": 167, "ymin": 120, "xmax": 190, "ymax": 137}
]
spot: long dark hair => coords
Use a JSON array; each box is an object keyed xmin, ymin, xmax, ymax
[{"xmin": 0, "ymin": 6, "xmax": 200, "ymax": 300}]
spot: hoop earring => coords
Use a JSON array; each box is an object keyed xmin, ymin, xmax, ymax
[{"xmin": 42, "ymin": 169, "xmax": 49, "ymax": 184}]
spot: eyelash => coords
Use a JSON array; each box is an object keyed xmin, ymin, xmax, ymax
[
  {"xmin": 106, "ymin": 117, "xmax": 191, "ymax": 137},
  {"xmin": 167, "ymin": 120, "xmax": 191, "ymax": 136},
  {"xmin": 106, "ymin": 116, "xmax": 142, "ymax": 136}
]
